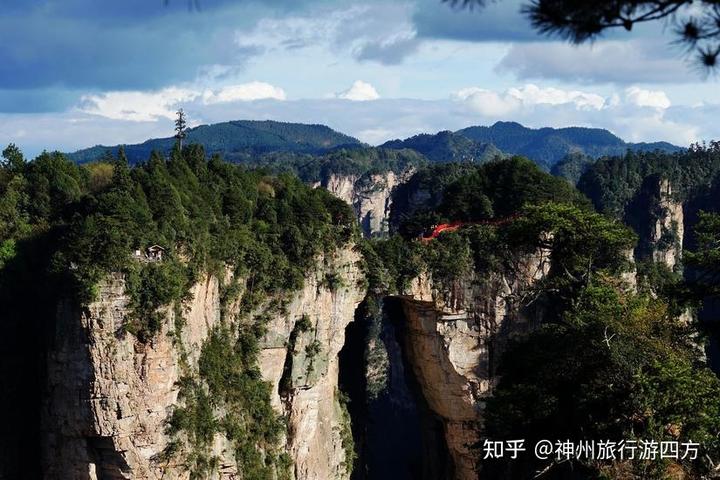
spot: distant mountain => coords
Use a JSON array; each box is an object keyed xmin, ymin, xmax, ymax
[
  {"xmin": 456, "ymin": 121, "xmax": 683, "ymax": 170},
  {"xmin": 628, "ymin": 141, "xmax": 684, "ymax": 153},
  {"xmin": 69, "ymin": 119, "xmax": 683, "ymax": 173},
  {"xmin": 69, "ymin": 120, "xmax": 363, "ymax": 164},
  {"xmin": 381, "ymin": 131, "xmax": 505, "ymax": 164}
]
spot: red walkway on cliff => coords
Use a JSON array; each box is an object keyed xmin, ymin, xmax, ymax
[{"xmin": 420, "ymin": 214, "xmax": 520, "ymax": 242}]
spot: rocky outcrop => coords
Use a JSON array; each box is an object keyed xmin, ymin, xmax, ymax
[
  {"xmin": 258, "ymin": 247, "xmax": 365, "ymax": 480},
  {"xmin": 621, "ymin": 247, "xmax": 638, "ymax": 293},
  {"xmin": 320, "ymin": 171, "xmax": 410, "ymax": 238},
  {"xmin": 42, "ymin": 273, "xmax": 223, "ymax": 479},
  {"xmin": 652, "ymin": 179, "xmax": 684, "ymax": 269},
  {"xmin": 41, "ymin": 246, "xmax": 364, "ymax": 480},
  {"xmin": 396, "ymin": 247, "xmax": 552, "ymax": 480},
  {"xmin": 321, "ymin": 174, "xmax": 358, "ymax": 207},
  {"xmin": 626, "ymin": 176, "xmax": 684, "ymax": 270}
]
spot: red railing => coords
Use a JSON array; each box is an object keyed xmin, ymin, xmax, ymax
[{"xmin": 420, "ymin": 214, "xmax": 520, "ymax": 242}]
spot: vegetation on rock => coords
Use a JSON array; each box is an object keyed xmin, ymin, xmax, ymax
[{"xmin": 0, "ymin": 142, "xmax": 356, "ymax": 478}]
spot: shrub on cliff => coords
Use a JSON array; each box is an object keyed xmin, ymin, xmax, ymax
[{"xmin": 0, "ymin": 143, "xmax": 356, "ymax": 478}]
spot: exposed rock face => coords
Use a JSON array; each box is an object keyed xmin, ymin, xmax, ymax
[
  {"xmin": 652, "ymin": 179, "xmax": 684, "ymax": 269},
  {"xmin": 627, "ymin": 176, "xmax": 684, "ymax": 270},
  {"xmin": 41, "ymin": 246, "xmax": 364, "ymax": 480},
  {"xmin": 258, "ymin": 247, "xmax": 365, "ymax": 480},
  {"xmin": 339, "ymin": 296, "xmax": 455, "ymax": 480},
  {"xmin": 322, "ymin": 174, "xmax": 358, "ymax": 207},
  {"xmin": 42, "ymin": 273, "xmax": 223, "ymax": 480},
  {"xmin": 396, "ymin": 247, "xmax": 552, "ymax": 480},
  {"xmin": 321, "ymin": 172, "xmax": 410, "ymax": 238},
  {"xmin": 621, "ymin": 248, "xmax": 638, "ymax": 293}
]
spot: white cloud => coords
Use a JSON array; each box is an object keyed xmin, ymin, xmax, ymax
[
  {"xmin": 80, "ymin": 82, "xmax": 286, "ymax": 121},
  {"xmin": 337, "ymin": 80, "xmax": 380, "ymax": 101},
  {"xmin": 453, "ymin": 88, "xmax": 519, "ymax": 116},
  {"xmin": 613, "ymin": 109, "xmax": 697, "ymax": 144},
  {"xmin": 79, "ymin": 87, "xmax": 200, "ymax": 122},
  {"xmin": 625, "ymin": 86, "xmax": 671, "ymax": 109},
  {"xmin": 453, "ymin": 84, "xmax": 606, "ymax": 116},
  {"xmin": 508, "ymin": 85, "xmax": 606, "ymax": 110},
  {"xmin": 356, "ymin": 127, "xmax": 397, "ymax": 144},
  {"xmin": 202, "ymin": 82, "xmax": 286, "ymax": 104},
  {"xmin": 449, "ymin": 84, "xmax": 700, "ymax": 145}
]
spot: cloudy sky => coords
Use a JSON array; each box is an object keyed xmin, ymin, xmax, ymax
[{"xmin": 2, "ymin": 0, "xmax": 720, "ymax": 157}]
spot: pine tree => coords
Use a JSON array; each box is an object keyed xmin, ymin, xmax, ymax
[
  {"xmin": 1, "ymin": 144, "xmax": 25, "ymax": 174},
  {"xmin": 174, "ymin": 109, "xmax": 187, "ymax": 149}
]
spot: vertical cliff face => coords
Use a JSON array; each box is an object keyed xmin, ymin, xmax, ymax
[
  {"xmin": 395, "ymin": 247, "xmax": 552, "ymax": 480},
  {"xmin": 42, "ymin": 273, "xmax": 224, "ymax": 479},
  {"xmin": 626, "ymin": 176, "xmax": 684, "ymax": 270},
  {"xmin": 322, "ymin": 174, "xmax": 358, "ymax": 207},
  {"xmin": 321, "ymin": 172, "xmax": 410, "ymax": 238},
  {"xmin": 653, "ymin": 179, "xmax": 684, "ymax": 269},
  {"xmin": 41, "ymin": 246, "xmax": 364, "ymax": 480},
  {"xmin": 258, "ymin": 247, "xmax": 365, "ymax": 480}
]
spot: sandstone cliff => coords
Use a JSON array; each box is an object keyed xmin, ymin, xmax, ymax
[
  {"xmin": 627, "ymin": 176, "xmax": 684, "ymax": 270},
  {"xmin": 645, "ymin": 178, "xmax": 684, "ymax": 270},
  {"xmin": 258, "ymin": 247, "xmax": 365, "ymax": 480},
  {"xmin": 394, "ymin": 246, "xmax": 552, "ymax": 480},
  {"xmin": 42, "ymin": 273, "xmax": 222, "ymax": 479},
  {"xmin": 41, "ymin": 246, "xmax": 364, "ymax": 480},
  {"xmin": 320, "ymin": 171, "xmax": 410, "ymax": 238}
]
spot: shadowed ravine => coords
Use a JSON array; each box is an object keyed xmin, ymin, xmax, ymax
[{"xmin": 339, "ymin": 297, "xmax": 452, "ymax": 480}]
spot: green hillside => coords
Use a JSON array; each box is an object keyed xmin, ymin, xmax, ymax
[
  {"xmin": 381, "ymin": 130, "xmax": 504, "ymax": 164},
  {"xmin": 457, "ymin": 121, "xmax": 683, "ymax": 170},
  {"xmin": 68, "ymin": 120, "xmax": 363, "ymax": 164}
]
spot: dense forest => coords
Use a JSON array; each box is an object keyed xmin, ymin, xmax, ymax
[
  {"xmin": 380, "ymin": 131, "xmax": 504, "ymax": 164},
  {"xmin": 0, "ymin": 143, "xmax": 357, "ymax": 478},
  {"xmin": 363, "ymin": 156, "xmax": 720, "ymax": 478},
  {"xmin": 69, "ymin": 120, "xmax": 363, "ymax": 165},
  {"xmin": 578, "ymin": 142, "xmax": 720, "ymax": 218},
  {"xmin": 3, "ymin": 140, "xmax": 720, "ymax": 479},
  {"xmin": 250, "ymin": 147, "xmax": 426, "ymax": 184}
]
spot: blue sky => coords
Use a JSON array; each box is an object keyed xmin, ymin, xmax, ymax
[{"xmin": 2, "ymin": 0, "xmax": 720, "ymax": 157}]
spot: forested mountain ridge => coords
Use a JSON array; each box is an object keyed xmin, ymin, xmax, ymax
[
  {"xmin": 68, "ymin": 120, "xmax": 363, "ymax": 164},
  {"xmin": 64, "ymin": 118, "xmax": 685, "ymax": 241},
  {"xmin": 380, "ymin": 130, "xmax": 504, "ymax": 164},
  {"xmin": 577, "ymin": 143, "xmax": 720, "ymax": 219},
  {"xmin": 67, "ymin": 120, "xmax": 682, "ymax": 176},
  {"xmin": 457, "ymin": 121, "xmax": 683, "ymax": 170}
]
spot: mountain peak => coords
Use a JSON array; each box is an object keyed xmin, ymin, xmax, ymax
[
  {"xmin": 381, "ymin": 130, "xmax": 503, "ymax": 164},
  {"xmin": 456, "ymin": 122, "xmax": 681, "ymax": 169},
  {"xmin": 490, "ymin": 120, "xmax": 525, "ymax": 129},
  {"xmin": 68, "ymin": 120, "xmax": 362, "ymax": 164}
]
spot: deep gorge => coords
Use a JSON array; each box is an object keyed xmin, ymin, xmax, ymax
[{"xmin": 339, "ymin": 297, "xmax": 451, "ymax": 480}]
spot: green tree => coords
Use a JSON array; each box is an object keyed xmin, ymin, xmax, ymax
[
  {"xmin": 684, "ymin": 210, "xmax": 720, "ymax": 298},
  {"xmin": 0, "ymin": 175, "xmax": 30, "ymax": 242},
  {"xmin": 1, "ymin": 144, "xmax": 25, "ymax": 173},
  {"xmin": 175, "ymin": 108, "xmax": 187, "ymax": 149},
  {"xmin": 484, "ymin": 281, "xmax": 720, "ymax": 478}
]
